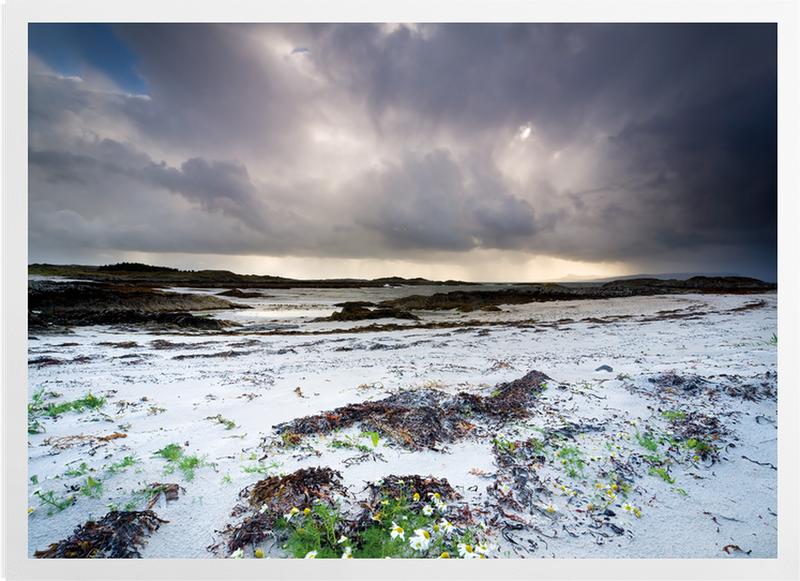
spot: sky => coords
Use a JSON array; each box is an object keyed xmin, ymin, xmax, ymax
[{"xmin": 27, "ymin": 22, "xmax": 779, "ymax": 282}]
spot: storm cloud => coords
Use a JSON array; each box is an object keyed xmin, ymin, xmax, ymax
[{"xmin": 28, "ymin": 23, "xmax": 777, "ymax": 280}]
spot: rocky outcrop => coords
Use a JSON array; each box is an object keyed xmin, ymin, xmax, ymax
[
  {"xmin": 28, "ymin": 281, "xmax": 247, "ymax": 329},
  {"xmin": 320, "ymin": 302, "xmax": 421, "ymax": 322},
  {"xmin": 216, "ymin": 289, "xmax": 262, "ymax": 298}
]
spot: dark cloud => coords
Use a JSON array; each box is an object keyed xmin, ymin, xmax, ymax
[
  {"xmin": 352, "ymin": 149, "xmax": 539, "ymax": 252},
  {"xmin": 28, "ymin": 23, "xmax": 778, "ymax": 280}
]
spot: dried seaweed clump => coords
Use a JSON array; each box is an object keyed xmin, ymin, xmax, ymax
[
  {"xmin": 244, "ymin": 466, "xmax": 347, "ymax": 513},
  {"xmin": 217, "ymin": 467, "xmax": 347, "ymax": 555},
  {"xmin": 647, "ymin": 373, "xmax": 711, "ymax": 395},
  {"xmin": 274, "ymin": 370, "xmax": 550, "ymax": 450},
  {"xmin": 665, "ymin": 411, "xmax": 728, "ymax": 443},
  {"xmin": 643, "ymin": 372, "xmax": 776, "ymax": 402},
  {"xmin": 34, "ymin": 510, "xmax": 167, "ymax": 558}
]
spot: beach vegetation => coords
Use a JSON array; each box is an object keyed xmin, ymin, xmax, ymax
[
  {"xmin": 241, "ymin": 459, "xmax": 283, "ymax": 476},
  {"xmin": 206, "ymin": 414, "xmax": 237, "ymax": 430},
  {"xmin": 361, "ymin": 431, "xmax": 381, "ymax": 448},
  {"xmin": 276, "ymin": 490, "xmax": 489, "ymax": 559},
  {"xmin": 491, "ymin": 436, "xmax": 515, "ymax": 455},
  {"xmin": 152, "ymin": 443, "xmax": 183, "ymax": 462},
  {"xmin": 34, "ymin": 489, "xmax": 76, "ymax": 515},
  {"xmin": 557, "ymin": 445, "xmax": 586, "ymax": 478},
  {"xmin": 80, "ymin": 475, "xmax": 103, "ymax": 498},
  {"xmin": 648, "ymin": 467, "xmax": 675, "ymax": 484},
  {"xmin": 152, "ymin": 443, "xmax": 214, "ymax": 481},
  {"xmin": 28, "ymin": 389, "xmax": 106, "ymax": 432},
  {"xmin": 661, "ymin": 411, "xmax": 686, "ymax": 421},
  {"xmin": 64, "ymin": 462, "xmax": 92, "ymax": 478},
  {"xmin": 634, "ymin": 430, "xmax": 659, "ymax": 452},
  {"xmin": 105, "ymin": 454, "xmax": 141, "ymax": 474},
  {"xmin": 329, "ymin": 436, "xmax": 371, "ymax": 453},
  {"xmin": 43, "ymin": 392, "xmax": 106, "ymax": 417},
  {"xmin": 684, "ymin": 438, "xmax": 713, "ymax": 453}
]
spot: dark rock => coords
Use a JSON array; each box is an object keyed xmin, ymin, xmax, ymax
[
  {"xmin": 217, "ymin": 289, "xmax": 262, "ymax": 298},
  {"xmin": 595, "ymin": 365, "xmax": 613, "ymax": 372},
  {"xmin": 322, "ymin": 302, "xmax": 420, "ymax": 322}
]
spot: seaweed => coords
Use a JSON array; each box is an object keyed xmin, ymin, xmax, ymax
[
  {"xmin": 243, "ymin": 466, "xmax": 347, "ymax": 513},
  {"xmin": 274, "ymin": 370, "xmax": 549, "ymax": 450},
  {"xmin": 34, "ymin": 510, "xmax": 168, "ymax": 558},
  {"xmin": 216, "ymin": 467, "xmax": 347, "ymax": 555}
]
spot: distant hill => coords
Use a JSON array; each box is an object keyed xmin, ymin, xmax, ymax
[
  {"xmin": 27, "ymin": 263, "xmax": 471, "ymax": 288},
  {"xmin": 551, "ymin": 272, "xmax": 744, "ymax": 283}
]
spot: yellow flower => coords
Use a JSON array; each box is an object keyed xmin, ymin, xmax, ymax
[
  {"xmin": 612, "ymin": 484, "xmax": 618, "ymax": 491},
  {"xmin": 624, "ymin": 505, "xmax": 632, "ymax": 511},
  {"xmin": 547, "ymin": 506, "xmax": 554, "ymax": 513},
  {"xmin": 304, "ymin": 550, "xmax": 317, "ymax": 559},
  {"xmin": 413, "ymin": 493, "xmax": 420, "ymax": 500},
  {"xmin": 693, "ymin": 455, "xmax": 700, "ymax": 461},
  {"xmin": 255, "ymin": 549, "xmax": 264, "ymax": 558},
  {"xmin": 586, "ymin": 504, "xmax": 594, "ymax": 511},
  {"xmin": 439, "ymin": 552, "xmax": 451, "ymax": 559},
  {"xmin": 304, "ymin": 507, "xmax": 312, "ymax": 516}
]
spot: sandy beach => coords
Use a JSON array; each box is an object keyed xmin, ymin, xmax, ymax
[{"xmin": 23, "ymin": 283, "xmax": 784, "ymax": 570}]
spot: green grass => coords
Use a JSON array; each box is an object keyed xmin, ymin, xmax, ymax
[
  {"xmin": 28, "ymin": 390, "xmax": 106, "ymax": 433},
  {"xmin": 634, "ymin": 430, "xmax": 659, "ymax": 452},
  {"xmin": 152, "ymin": 443, "xmax": 213, "ymax": 481},
  {"xmin": 241, "ymin": 460, "xmax": 283, "ymax": 476},
  {"xmin": 153, "ymin": 443, "xmax": 183, "ymax": 462},
  {"xmin": 105, "ymin": 454, "xmax": 141, "ymax": 474}
]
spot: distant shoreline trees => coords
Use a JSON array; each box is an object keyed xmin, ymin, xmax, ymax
[{"xmin": 97, "ymin": 262, "xmax": 180, "ymax": 273}]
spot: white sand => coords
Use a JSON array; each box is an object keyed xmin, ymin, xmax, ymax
[{"xmin": 26, "ymin": 288, "xmax": 780, "ymax": 566}]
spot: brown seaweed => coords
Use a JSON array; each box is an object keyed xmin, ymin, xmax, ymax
[
  {"xmin": 34, "ymin": 510, "xmax": 168, "ymax": 558},
  {"xmin": 274, "ymin": 370, "xmax": 550, "ymax": 450}
]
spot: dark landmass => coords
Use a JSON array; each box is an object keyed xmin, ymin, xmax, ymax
[
  {"xmin": 28, "ymin": 263, "xmax": 471, "ymax": 289},
  {"xmin": 28, "ymin": 280, "xmax": 246, "ymax": 332}
]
